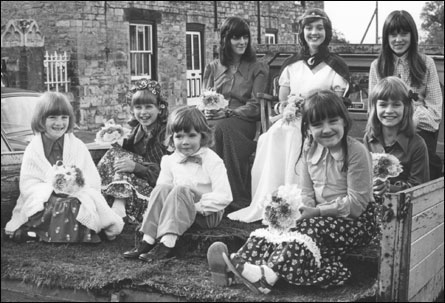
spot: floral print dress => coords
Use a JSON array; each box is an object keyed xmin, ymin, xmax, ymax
[
  {"xmin": 235, "ymin": 202, "xmax": 377, "ymax": 287},
  {"xmin": 97, "ymin": 122, "xmax": 168, "ymax": 223}
]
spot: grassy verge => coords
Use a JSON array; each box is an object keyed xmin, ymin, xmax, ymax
[{"xmin": 1, "ymin": 221, "xmax": 377, "ymax": 302}]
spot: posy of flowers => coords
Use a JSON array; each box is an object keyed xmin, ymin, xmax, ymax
[
  {"xmin": 262, "ymin": 184, "xmax": 301, "ymax": 232},
  {"xmin": 276, "ymin": 95, "xmax": 304, "ymax": 125},
  {"xmin": 196, "ymin": 89, "xmax": 228, "ymax": 111},
  {"xmin": 371, "ymin": 152, "xmax": 403, "ymax": 182},
  {"xmin": 95, "ymin": 119, "xmax": 128, "ymax": 145}
]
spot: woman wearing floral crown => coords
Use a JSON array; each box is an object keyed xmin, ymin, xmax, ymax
[
  {"xmin": 96, "ymin": 79, "xmax": 170, "ymax": 224},
  {"xmin": 202, "ymin": 16, "xmax": 269, "ymax": 211},
  {"xmin": 228, "ymin": 8, "xmax": 351, "ymax": 223}
]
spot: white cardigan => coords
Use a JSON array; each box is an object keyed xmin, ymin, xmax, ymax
[{"xmin": 5, "ymin": 133, "xmax": 124, "ymax": 237}]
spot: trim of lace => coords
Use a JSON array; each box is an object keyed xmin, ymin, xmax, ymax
[
  {"xmin": 102, "ymin": 181, "xmax": 150, "ymax": 201},
  {"xmin": 250, "ymin": 228, "xmax": 322, "ymax": 268}
]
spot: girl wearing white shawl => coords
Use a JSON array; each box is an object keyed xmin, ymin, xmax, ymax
[{"xmin": 5, "ymin": 92, "xmax": 123, "ymax": 242}]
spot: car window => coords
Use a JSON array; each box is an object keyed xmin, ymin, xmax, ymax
[{"xmin": 1, "ymin": 96, "xmax": 38, "ymax": 134}]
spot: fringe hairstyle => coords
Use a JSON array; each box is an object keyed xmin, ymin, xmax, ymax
[
  {"xmin": 128, "ymin": 89, "xmax": 169, "ymax": 127},
  {"xmin": 219, "ymin": 16, "xmax": 256, "ymax": 67},
  {"xmin": 298, "ymin": 90, "xmax": 352, "ymax": 172},
  {"xmin": 377, "ymin": 10, "xmax": 426, "ymax": 87},
  {"xmin": 366, "ymin": 76, "xmax": 416, "ymax": 138},
  {"xmin": 31, "ymin": 91, "xmax": 75, "ymax": 134},
  {"xmin": 166, "ymin": 106, "xmax": 213, "ymax": 148},
  {"xmin": 297, "ymin": 8, "xmax": 333, "ymax": 56}
]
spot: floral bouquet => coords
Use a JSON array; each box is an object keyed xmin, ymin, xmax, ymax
[
  {"xmin": 262, "ymin": 184, "xmax": 302, "ymax": 232},
  {"xmin": 196, "ymin": 88, "xmax": 228, "ymax": 113},
  {"xmin": 52, "ymin": 160, "xmax": 85, "ymax": 196},
  {"xmin": 275, "ymin": 95, "xmax": 304, "ymax": 125},
  {"xmin": 371, "ymin": 153, "xmax": 403, "ymax": 182},
  {"xmin": 95, "ymin": 119, "xmax": 129, "ymax": 145}
]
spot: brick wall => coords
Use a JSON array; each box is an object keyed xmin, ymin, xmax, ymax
[{"xmin": 1, "ymin": 1, "xmax": 323, "ymax": 130}]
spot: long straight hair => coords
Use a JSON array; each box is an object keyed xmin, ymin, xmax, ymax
[
  {"xmin": 219, "ymin": 16, "xmax": 256, "ymax": 67},
  {"xmin": 366, "ymin": 76, "xmax": 416, "ymax": 138},
  {"xmin": 377, "ymin": 10, "xmax": 426, "ymax": 87},
  {"xmin": 298, "ymin": 90, "xmax": 352, "ymax": 172}
]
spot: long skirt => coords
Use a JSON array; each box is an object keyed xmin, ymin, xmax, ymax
[
  {"xmin": 97, "ymin": 144, "xmax": 153, "ymax": 223},
  {"xmin": 23, "ymin": 192, "xmax": 101, "ymax": 243},
  {"xmin": 211, "ymin": 116, "xmax": 257, "ymax": 211},
  {"xmin": 228, "ymin": 119, "xmax": 302, "ymax": 223},
  {"xmin": 235, "ymin": 202, "xmax": 377, "ymax": 287}
]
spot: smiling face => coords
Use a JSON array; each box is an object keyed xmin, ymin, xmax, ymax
[
  {"xmin": 376, "ymin": 98, "xmax": 404, "ymax": 129},
  {"xmin": 309, "ymin": 116, "xmax": 345, "ymax": 150},
  {"xmin": 230, "ymin": 34, "xmax": 248, "ymax": 58},
  {"xmin": 173, "ymin": 127, "xmax": 202, "ymax": 157},
  {"xmin": 389, "ymin": 30, "xmax": 411, "ymax": 56},
  {"xmin": 44, "ymin": 115, "xmax": 69, "ymax": 140},
  {"xmin": 133, "ymin": 103, "xmax": 160, "ymax": 128},
  {"xmin": 304, "ymin": 19, "xmax": 326, "ymax": 54}
]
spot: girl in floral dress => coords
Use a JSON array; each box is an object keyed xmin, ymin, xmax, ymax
[
  {"xmin": 208, "ymin": 90, "xmax": 377, "ymax": 293},
  {"xmin": 97, "ymin": 79, "xmax": 169, "ymax": 223}
]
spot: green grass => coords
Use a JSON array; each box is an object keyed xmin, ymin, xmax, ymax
[{"xmin": 1, "ymin": 221, "xmax": 378, "ymax": 302}]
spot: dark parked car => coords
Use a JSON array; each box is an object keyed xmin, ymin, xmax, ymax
[{"xmin": 1, "ymin": 87, "xmax": 41, "ymax": 152}]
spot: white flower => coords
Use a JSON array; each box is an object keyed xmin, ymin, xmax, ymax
[
  {"xmin": 197, "ymin": 89, "xmax": 228, "ymax": 111},
  {"xmin": 371, "ymin": 152, "xmax": 403, "ymax": 181},
  {"xmin": 95, "ymin": 119, "xmax": 129, "ymax": 145},
  {"xmin": 262, "ymin": 184, "xmax": 302, "ymax": 232}
]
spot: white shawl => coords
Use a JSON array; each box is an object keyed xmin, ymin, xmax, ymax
[{"xmin": 5, "ymin": 133, "xmax": 124, "ymax": 237}]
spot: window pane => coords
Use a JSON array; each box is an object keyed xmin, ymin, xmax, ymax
[
  {"xmin": 130, "ymin": 25, "xmax": 136, "ymax": 50},
  {"xmin": 145, "ymin": 26, "xmax": 151, "ymax": 51},
  {"xmin": 186, "ymin": 34, "xmax": 192, "ymax": 70},
  {"xmin": 193, "ymin": 35, "xmax": 200, "ymax": 70},
  {"xmin": 137, "ymin": 26, "xmax": 144, "ymax": 51},
  {"xmin": 130, "ymin": 53, "xmax": 135, "ymax": 75}
]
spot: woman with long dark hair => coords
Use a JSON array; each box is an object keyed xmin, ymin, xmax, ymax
[{"xmin": 202, "ymin": 16, "xmax": 269, "ymax": 211}]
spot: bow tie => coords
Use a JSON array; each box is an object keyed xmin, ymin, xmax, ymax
[{"xmin": 179, "ymin": 155, "xmax": 202, "ymax": 165}]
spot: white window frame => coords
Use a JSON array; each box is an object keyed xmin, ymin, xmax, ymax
[
  {"xmin": 129, "ymin": 23, "xmax": 153, "ymax": 81},
  {"xmin": 265, "ymin": 33, "xmax": 276, "ymax": 44}
]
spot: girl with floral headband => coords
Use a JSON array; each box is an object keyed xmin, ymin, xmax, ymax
[{"xmin": 97, "ymin": 79, "xmax": 170, "ymax": 224}]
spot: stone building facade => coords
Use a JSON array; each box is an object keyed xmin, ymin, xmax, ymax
[{"xmin": 1, "ymin": 1, "xmax": 322, "ymax": 129}]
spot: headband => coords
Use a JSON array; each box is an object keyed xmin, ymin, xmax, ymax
[
  {"xmin": 130, "ymin": 78, "xmax": 161, "ymax": 95},
  {"xmin": 302, "ymin": 11, "xmax": 327, "ymax": 20}
]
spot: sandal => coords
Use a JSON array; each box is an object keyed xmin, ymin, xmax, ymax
[
  {"xmin": 207, "ymin": 242, "xmax": 234, "ymax": 286},
  {"xmin": 222, "ymin": 252, "xmax": 273, "ymax": 295}
]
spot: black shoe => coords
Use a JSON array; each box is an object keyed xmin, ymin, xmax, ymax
[
  {"xmin": 123, "ymin": 241, "xmax": 155, "ymax": 259},
  {"xmin": 11, "ymin": 229, "xmax": 38, "ymax": 243},
  {"xmin": 139, "ymin": 242, "xmax": 175, "ymax": 262}
]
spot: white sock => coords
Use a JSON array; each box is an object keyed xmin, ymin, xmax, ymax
[
  {"xmin": 241, "ymin": 263, "xmax": 278, "ymax": 286},
  {"xmin": 142, "ymin": 234, "xmax": 156, "ymax": 245},
  {"xmin": 160, "ymin": 234, "xmax": 177, "ymax": 248},
  {"xmin": 111, "ymin": 198, "xmax": 126, "ymax": 218}
]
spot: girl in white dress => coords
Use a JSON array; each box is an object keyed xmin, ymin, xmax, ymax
[{"xmin": 228, "ymin": 8, "xmax": 351, "ymax": 223}]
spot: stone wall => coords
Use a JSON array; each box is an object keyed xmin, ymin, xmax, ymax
[{"xmin": 1, "ymin": 1, "xmax": 323, "ymax": 129}]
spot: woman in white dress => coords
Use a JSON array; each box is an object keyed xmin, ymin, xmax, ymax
[{"xmin": 228, "ymin": 8, "xmax": 351, "ymax": 223}]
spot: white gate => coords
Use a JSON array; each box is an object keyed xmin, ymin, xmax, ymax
[
  {"xmin": 186, "ymin": 31, "xmax": 202, "ymax": 105},
  {"xmin": 43, "ymin": 51, "xmax": 69, "ymax": 92}
]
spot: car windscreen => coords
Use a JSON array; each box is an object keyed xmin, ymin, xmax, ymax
[{"xmin": 1, "ymin": 95, "xmax": 38, "ymax": 135}]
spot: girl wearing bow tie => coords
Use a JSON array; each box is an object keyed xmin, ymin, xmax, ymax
[{"xmin": 123, "ymin": 106, "xmax": 232, "ymax": 261}]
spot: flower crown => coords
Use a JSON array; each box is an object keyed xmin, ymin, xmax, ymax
[
  {"xmin": 129, "ymin": 78, "xmax": 161, "ymax": 95},
  {"xmin": 126, "ymin": 78, "xmax": 167, "ymax": 109}
]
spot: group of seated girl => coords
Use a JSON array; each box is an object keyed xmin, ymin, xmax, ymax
[{"xmin": 3, "ymin": 8, "xmax": 441, "ymax": 294}]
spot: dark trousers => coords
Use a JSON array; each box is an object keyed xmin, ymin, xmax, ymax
[{"xmin": 418, "ymin": 129, "xmax": 443, "ymax": 180}]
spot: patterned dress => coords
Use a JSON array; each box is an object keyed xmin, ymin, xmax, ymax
[
  {"xmin": 235, "ymin": 202, "xmax": 376, "ymax": 287},
  {"xmin": 21, "ymin": 135, "xmax": 100, "ymax": 243},
  {"xmin": 97, "ymin": 121, "xmax": 168, "ymax": 223}
]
